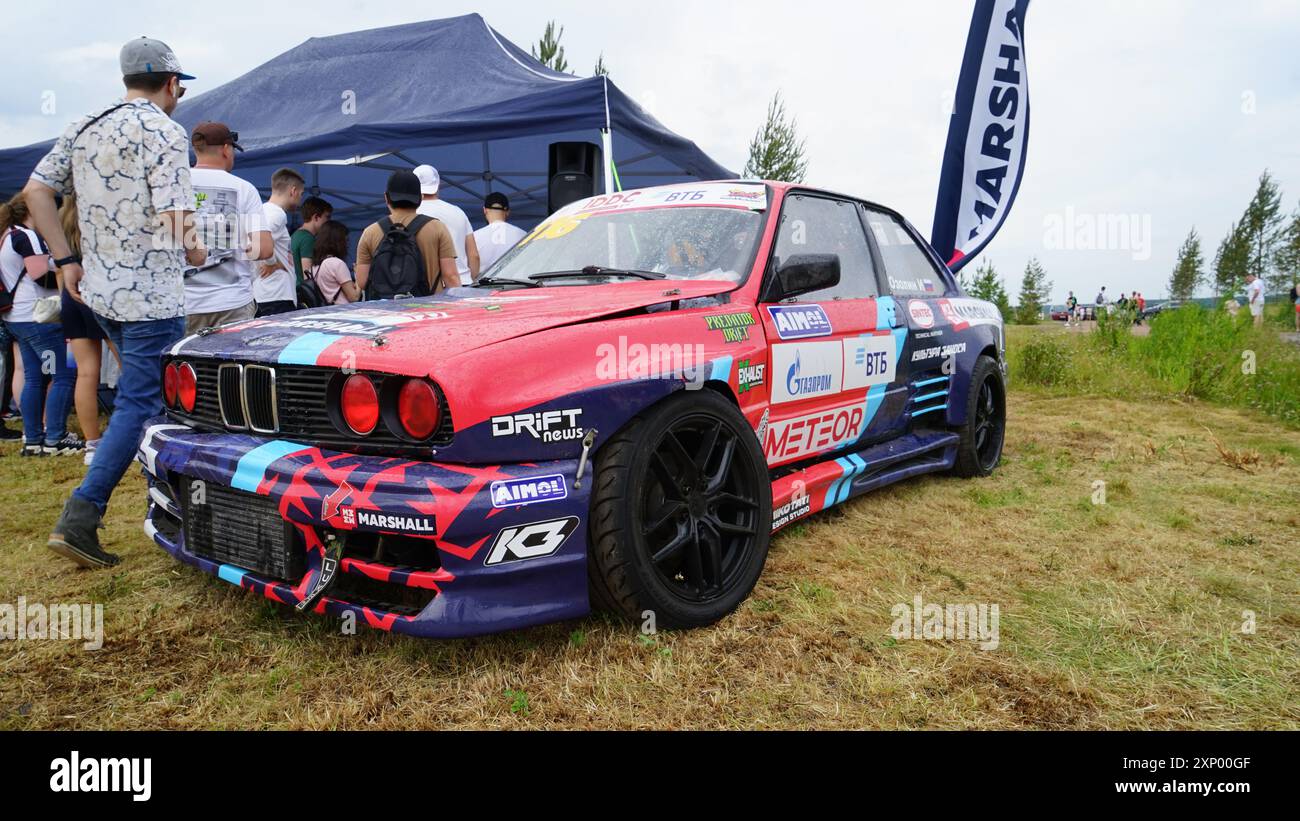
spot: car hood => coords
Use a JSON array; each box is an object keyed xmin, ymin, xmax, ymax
[{"xmin": 172, "ymin": 280, "xmax": 740, "ymax": 373}]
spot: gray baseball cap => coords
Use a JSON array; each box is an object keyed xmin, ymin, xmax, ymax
[{"xmin": 120, "ymin": 37, "xmax": 195, "ymax": 80}]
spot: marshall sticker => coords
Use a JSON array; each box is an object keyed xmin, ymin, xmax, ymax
[
  {"xmin": 484, "ymin": 517, "xmax": 580, "ymax": 566},
  {"xmin": 491, "ymin": 474, "xmax": 569, "ymax": 508},
  {"xmin": 321, "ymin": 481, "xmax": 436, "ymax": 535}
]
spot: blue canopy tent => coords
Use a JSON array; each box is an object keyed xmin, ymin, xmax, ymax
[{"xmin": 0, "ymin": 13, "xmax": 733, "ymax": 229}]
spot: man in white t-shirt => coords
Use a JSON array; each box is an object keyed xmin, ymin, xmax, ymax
[
  {"xmin": 186, "ymin": 122, "xmax": 270, "ymax": 333},
  {"xmin": 255, "ymin": 167, "xmax": 304, "ymax": 316},
  {"xmin": 414, "ymin": 164, "xmax": 479, "ymax": 285},
  {"xmin": 473, "ymin": 192, "xmax": 527, "ymax": 273},
  {"xmin": 1245, "ymin": 273, "xmax": 1265, "ymax": 327}
]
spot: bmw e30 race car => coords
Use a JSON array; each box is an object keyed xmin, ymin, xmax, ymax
[{"xmin": 138, "ymin": 181, "xmax": 1007, "ymax": 637}]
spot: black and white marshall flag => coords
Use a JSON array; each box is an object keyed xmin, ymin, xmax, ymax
[{"xmin": 931, "ymin": 0, "xmax": 1031, "ymax": 272}]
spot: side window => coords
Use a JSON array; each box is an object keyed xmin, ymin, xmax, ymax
[
  {"xmin": 772, "ymin": 194, "xmax": 878, "ymax": 301},
  {"xmin": 864, "ymin": 209, "xmax": 947, "ymax": 296}
]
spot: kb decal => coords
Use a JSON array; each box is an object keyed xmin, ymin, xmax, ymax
[{"xmin": 485, "ymin": 517, "xmax": 580, "ymax": 566}]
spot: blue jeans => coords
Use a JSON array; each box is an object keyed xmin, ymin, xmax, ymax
[
  {"xmin": 4, "ymin": 320, "xmax": 75, "ymax": 445},
  {"xmin": 73, "ymin": 314, "xmax": 185, "ymax": 513}
]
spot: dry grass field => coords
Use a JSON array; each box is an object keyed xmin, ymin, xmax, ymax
[{"xmin": 1, "ymin": 327, "xmax": 1297, "ymax": 729}]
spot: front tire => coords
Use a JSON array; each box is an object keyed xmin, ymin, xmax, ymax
[
  {"xmin": 587, "ymin": 390, "xmax": 772, "ymax": 629},
  {"xmin": 951, "ymin": 355, "xmax": 1006, "ymax": 477}
]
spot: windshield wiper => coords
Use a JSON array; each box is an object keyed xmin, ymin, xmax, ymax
[
  {"xmin": 475, "ymin": 275, "xmax": 541, "ymax": 288},
  {"xmin": 529, "ymin": 266, "xmax": 667, "ymax": 282}
]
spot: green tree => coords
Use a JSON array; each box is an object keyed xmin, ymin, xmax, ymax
[
  {"xmin": 743, "ymin": 92, "xmax": 808, "ymax": 183},
  {"xmin": 531, "ymin": 21, "xmax": 570, "ymax": 73},
  {"xmin": 1271, "ymin": 204, "xmax": 1300, "ymax": 293},
  {"xmin": 592, "ymin": 53, "xmax": 609, "ymax": 77},
  {"xmin": 967, "ymin": 258, "xmax": 1014, "ymax": 321},
  {"xmin": 1015, "ymin": 257, "xmax": 1052, "ymax": 324},
  {"xmin": 1240, "ymin": 169, "xmax": 1285, "ymax": 293},
  {"xmin": 1213, "ymin": 220, "xmax": 1250, "ymax": 297},
  {"xmin": 1168, "ymin": 227, "xmax": 1204, "ymax": 302}
]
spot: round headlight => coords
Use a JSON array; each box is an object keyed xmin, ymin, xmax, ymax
[
  {"xmin": 177, "ymin": 363, "xmax": 197, "ymax": 413},
  {"xmin": 163, "ymin": 362, "xmax": 179, "ymax": 408},
  {"xmin": 340, "ymin": 374, "xmax": 380, "ymax": 435},
  {"xmin": 397, "ymin": 379, "xmax": 441, "ymax": 440}
]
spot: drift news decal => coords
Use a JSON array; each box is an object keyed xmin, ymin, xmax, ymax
[
  {"xmin": 930, "ymin": 0, "xmax": 1031, "ymax": 272},
  {"xmin": 492, "ymin": 409, "xmax": 585, "ymax": 443}
]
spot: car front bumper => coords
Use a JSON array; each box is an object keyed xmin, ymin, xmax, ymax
[{"xmin": 137, "ymin": 419, "xmax": 591, "ymax": 638}]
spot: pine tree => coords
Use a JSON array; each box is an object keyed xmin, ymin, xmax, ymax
[
  {"xmin": 1239, "ymin": 169, "xmax": 1284, "ymax": 293},
  {"xmin": 743, "ymin": 92, "xmax": 808, "ymax": 184},
  {"xmin": 967, "ymin": 258, "xmax": 1014, "ymax": 321},
  {"xmin": 1270, "ymin": 205, "xmax": 1300, "ymax": 294},
  {"xmin": 1213, "ymin": 220, "xmax": 1250, "ymax": 297},
  {"xmin": 1168, "ymin": 227, "xmax": 1204, "ymax": 302},
  {"xmin": 592, "ymin": 53, "xmax": 609, "ymax": 77},
  {"xmin": 1015, "ymin": 257, "xmax": 1052, "ymax": 324},
  {"xmin": 531, "ymin": 21, "xmax": 570, "ymax": 74}
]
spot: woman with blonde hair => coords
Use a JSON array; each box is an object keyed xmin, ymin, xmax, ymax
[
  {"xmin": 0, "ymin": 193, "xmax": 79, "ymax": 455},
  {"xmin": 59, "ymin": 194, "xmax": 115, "ymax": 464}
]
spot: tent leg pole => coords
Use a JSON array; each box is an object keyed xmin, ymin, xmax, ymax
[{"xmin": 601, "ymin": 129, "xmax": 615, "ymax": 194}]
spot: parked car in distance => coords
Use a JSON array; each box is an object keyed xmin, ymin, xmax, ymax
[{"xmin": 1140, "ymin": 300, "xmax": 1179, "ymax": 321}]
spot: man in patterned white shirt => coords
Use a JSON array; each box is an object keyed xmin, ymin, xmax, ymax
[{"xmin": 23, "ymin": 37, "xmax": 206, "ymax": 570}]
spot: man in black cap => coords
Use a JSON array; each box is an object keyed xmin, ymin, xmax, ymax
[
  {"xmin": 186, "ymin": 121, "xmax": 272, "ymax": 332},
  {"xmin": 23, "ymin": 36, "xmax": 206, "ymax": 569},
  {"xmin": 473, "ymin": 192, "xmax": 527, "ymax": 273},
  {"xmin": 355, "ymin": 170, "xmax": 458, "ymax": 299}
]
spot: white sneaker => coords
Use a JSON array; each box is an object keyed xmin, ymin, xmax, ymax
[{"xmin": 44, "ymin": 432, "xmax": 85, "ymax": 456}]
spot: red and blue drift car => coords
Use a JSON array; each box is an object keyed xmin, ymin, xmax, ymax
[{"xmin": 139, "ymin": 181, "xmax": 1007, "ymax": 637}]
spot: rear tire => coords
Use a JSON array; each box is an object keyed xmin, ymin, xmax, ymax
[
  {"xmin": 951, "ymin": 355, "xmax": 1006, "ymax": 478},
  {"xmin": 587, "ymin": 390, "xmax": 772, "ymax": 629}
]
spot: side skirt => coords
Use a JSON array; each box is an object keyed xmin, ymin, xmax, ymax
[{"xmin": 769, "ymin": 430, "xmax": 960, "ymax": 532}]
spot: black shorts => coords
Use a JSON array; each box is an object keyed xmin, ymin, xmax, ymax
[
  {"xmin": 60, "ymin": 289, "xmax": 106, "ymax": 341},
  {"xmin": 255, "ymin": 300, "xmax": 298, "ymax": 318}
]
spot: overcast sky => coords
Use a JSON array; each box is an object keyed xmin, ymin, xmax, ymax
[{"xmin": 2, "ymin": 0, "xmax": 1298, "ymax": 302}]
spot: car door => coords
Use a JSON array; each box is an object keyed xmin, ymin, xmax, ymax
[
  {"xmin": 862, "ymin": 206, "xmax": 965, "ymax": 428},
  {"xmin": 757, "ymin": 192, "xmax": 903, "ymax": 469}
]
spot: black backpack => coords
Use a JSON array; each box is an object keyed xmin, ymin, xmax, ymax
[
  {"xmin": 297, "ymin": 271, "xmax": 326, "ymax": 310},
  {"xmin": 366, "ymin": 215, "xmax": 433, "ymax": 300}
]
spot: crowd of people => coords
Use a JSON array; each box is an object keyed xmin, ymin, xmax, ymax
[
  {"xmin": 1059, "ymin": 286, "xmax": 1148, "ymax": 326},
  {"xmin": 0, "ymin": 36, "xmax": 528, "ymax": 569}
]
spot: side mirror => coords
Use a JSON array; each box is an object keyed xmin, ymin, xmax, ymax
[{"xmin": 770, "ymin": 254, "xmax": 840, "ymax": 301}]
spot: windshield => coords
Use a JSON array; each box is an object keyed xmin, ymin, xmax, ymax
[{"xmin": 486, "ymin": 205, "xmax": 765, "ymax": 285}]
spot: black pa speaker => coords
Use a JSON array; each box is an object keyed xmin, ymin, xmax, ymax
[{"xmin": 548, "ymin": 141, "xmax": 602, "ymax": 214}]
